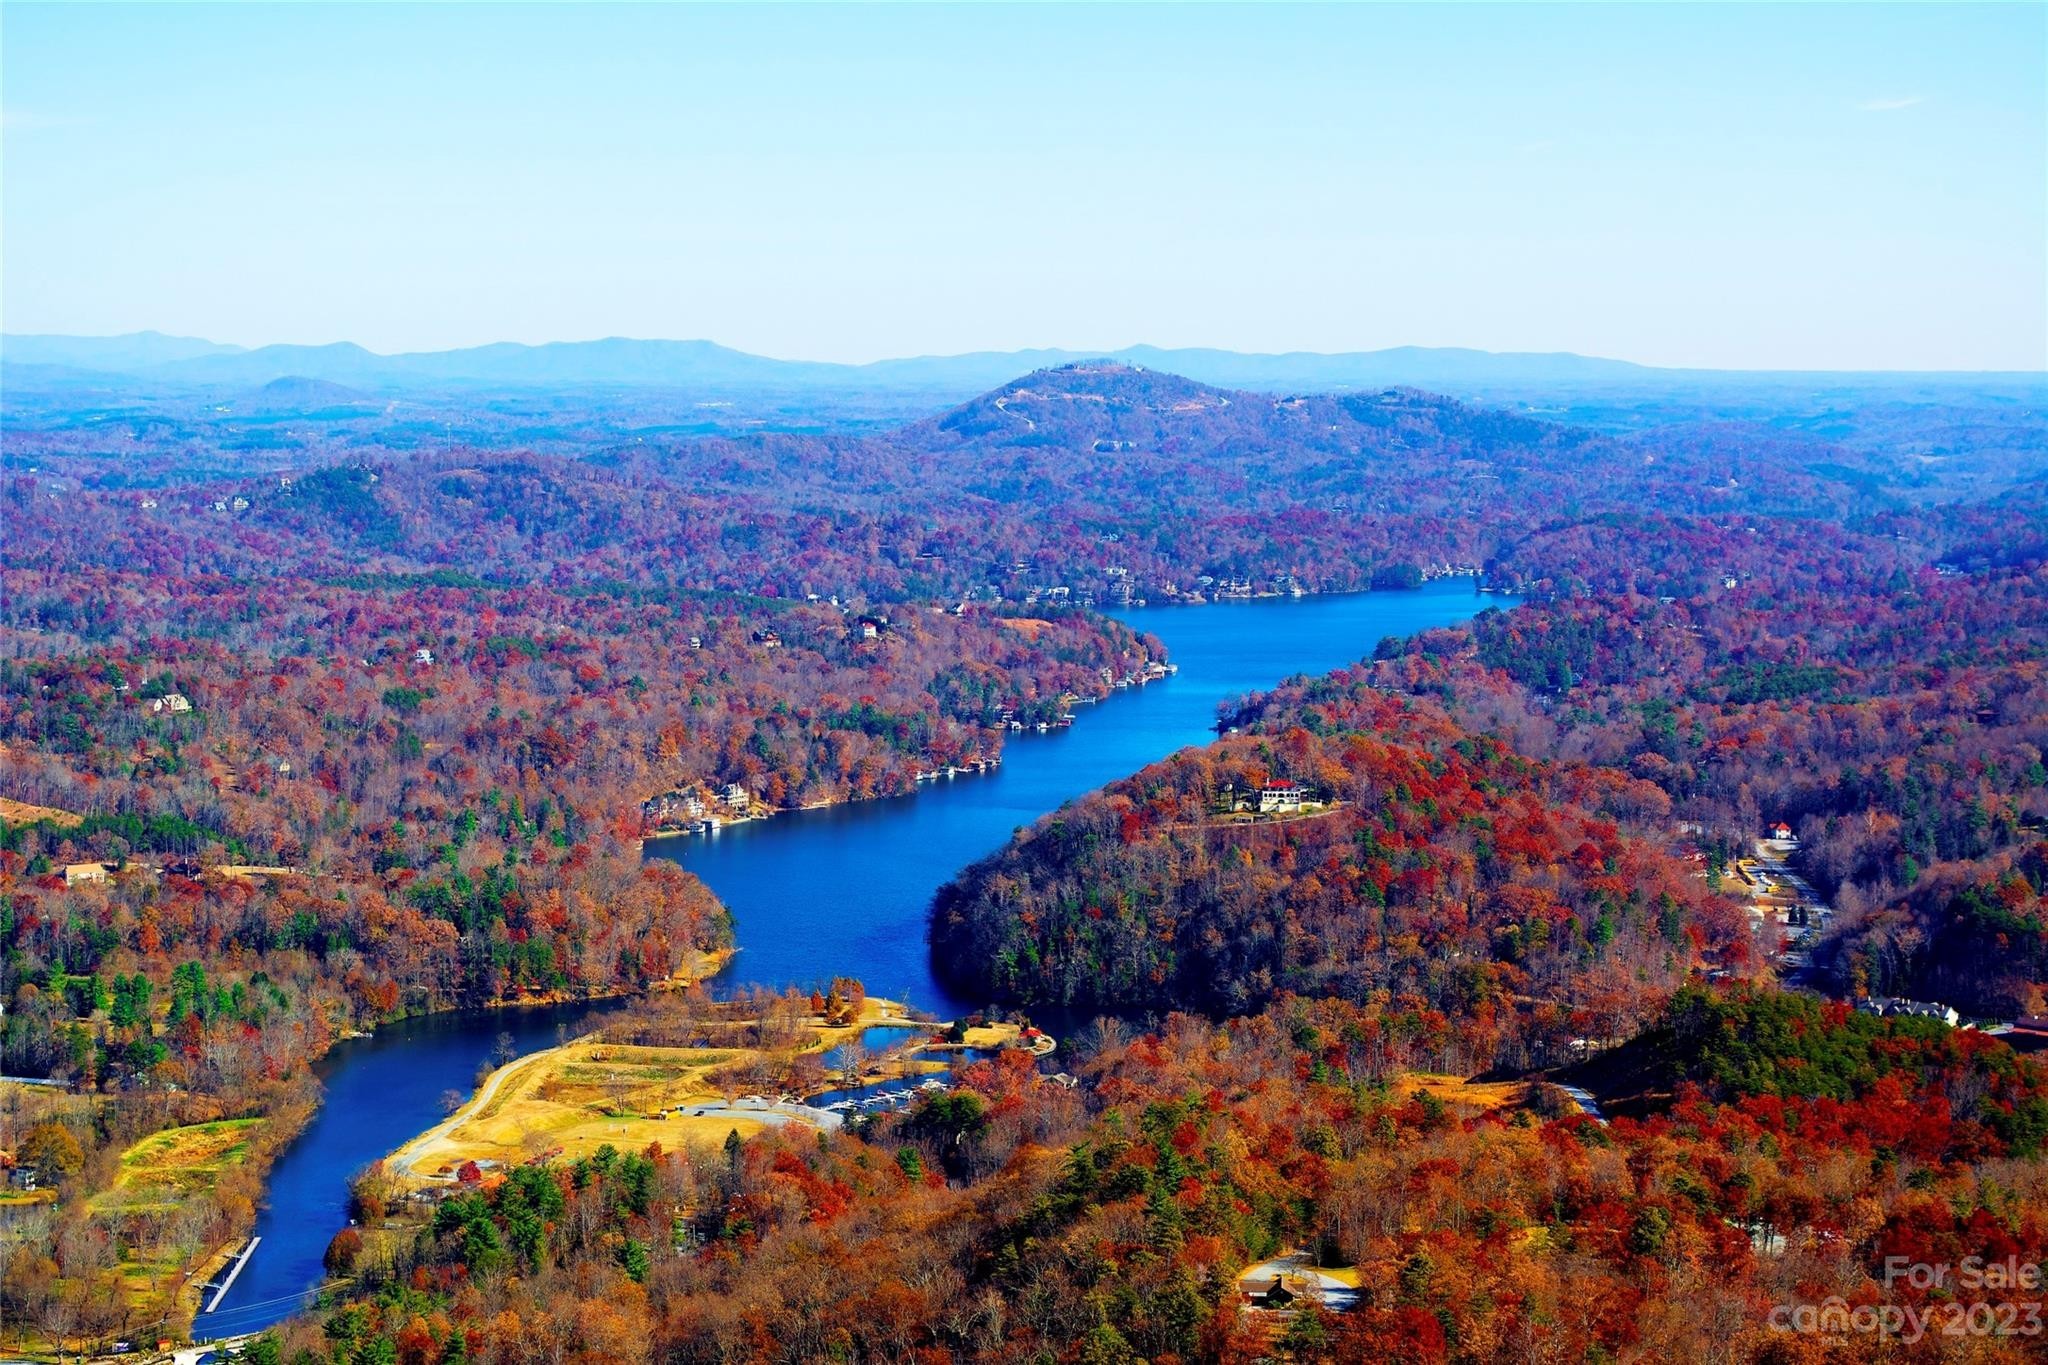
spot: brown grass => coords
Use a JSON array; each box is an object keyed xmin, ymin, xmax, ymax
[
  {"xmin": 390, "ymin": 1040, "xmax": 772, "ymax": 1179},
  {"xmin": 95, "ymin": 1118, "xmax": 264, "ymax": 1213},
  {"xmin": 1391, "ymin": 1072, "xmax": 1527, "ymax": 1113},
  {"xmin": 995, "ymin": 617, "xmax": 1053, "ymax": 641},
  {"xmin": 391, "ymin": 995, "xmax": 928, "ymax": 1180},
  {"xmin": 0, "ymin": 796, "xmax": 82, "ymax": 828}
]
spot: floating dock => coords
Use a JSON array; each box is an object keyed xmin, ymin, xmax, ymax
[{"xmin": 205, "ymin": 1236, "xmax": 261, "ymax": 1313}]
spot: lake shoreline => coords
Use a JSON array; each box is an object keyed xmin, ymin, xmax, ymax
[
  {"xmin": 203, "ymin": 578, "xmax": 1515, "ymax": 1338},
  {"xmin": 637, "ymin": 678, "xmax": 1180, "ymax": 845},
  {"xmin": 636, "ymin": 582, "xmax": 1508, "ymax": 846}
]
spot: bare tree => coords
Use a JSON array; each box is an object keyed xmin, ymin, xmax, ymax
[
  {"xmin": 836, "ymin": 1037, "xmax": 871, "ymax": 1090},
  {"xmin": 604, "ymin": 1068, "xmax": 633, "ymax": 1115}
]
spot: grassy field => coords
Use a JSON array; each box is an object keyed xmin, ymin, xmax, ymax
[
  {"xmin": 0, "ymin": 795, "xmax": 83, "ymax": 827},
  {"xmin": 390, "ymin": 1040, "xmax": 773, "ymax": 1178},
  {"xmin": 389, "ymin": 996, "xmax": 950, "ymax": 1180},
  {"xmin": 0, "ymin": 1186, "xmax": 59, "ymax": 1209},
  {"xmin": 1391, "ymin": 1072, "xmax": 1529, "ymax": 1113},
  {"xmin": 94, "ymin": 1118, "xmax": 264, "ymax": 1214},
  {"xmin": 952, "ymin": 1020, "xmax": 1023, "ymax": 1050}
]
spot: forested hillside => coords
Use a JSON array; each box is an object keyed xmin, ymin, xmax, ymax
[
  {"xmin": 4, "ymin": 363, "xmax": 2045, "ymax": 1359},
  {"xmin": 0, "ymin": 578, "xmax": 1157, "ymax": 1075},
  {"xmin": 932, "ymin": 687, "xmax": 1739, "ymax": 1070},
  {"xmin": 246, "ymin": 983, "xmax": 2048, "ymax": 1364},
  {"xmin": 1360, "ymin": 524, "xmax": 2048, "ymax": 1017},
  {"xmin": 10, "ymin": 364, "xmax": 2041, "ymax": 609}
]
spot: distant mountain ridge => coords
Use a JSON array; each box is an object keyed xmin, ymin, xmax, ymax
[
  {"xmin": 3, "ymin": 330, "xmax": 247, "ymax": 371},
  {"xmin": 1, "ymin": 330, "xmax": 1664, "ymax": 392},
  {"xmin": 6, "ymin": 332, "xmax": 2038, "ymax": 416}
]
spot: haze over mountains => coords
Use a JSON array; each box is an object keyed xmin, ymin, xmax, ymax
[
  {"xmin": 6, "ymin": 330, "xmax": 2035, "ymax": 404},
  {"xmin": 8, "ymin": 334, "xmax": 2040, "ymax": 486}
]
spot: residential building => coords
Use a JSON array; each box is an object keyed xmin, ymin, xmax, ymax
[
  {"xmin": 1857, "ymin": 996, "xmax": 1961, "ymax": 1027},
  {"xmin": 1257, "ymin": 783, "xmax": 1308, "ymax": 814},
  {"xmin": 63, "ymin": 862, "xmax": 113, "ymax": 887}
]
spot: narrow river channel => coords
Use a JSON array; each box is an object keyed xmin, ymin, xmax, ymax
[{"xmin": 208, "ymin": 580, "xmax": 1507, "ymax": 1334}]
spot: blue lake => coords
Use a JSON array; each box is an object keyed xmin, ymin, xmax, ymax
[
  {"xmin": 198, "ymin": 999, "xmax": 619, "ymax": 1337},
  {"xmin": 209, "ymin": 579, "xmax": 1505, "ymax": 1334},
  {"xmin": 650, "ymin": 580, "xmax": 1506, "ymax": 1017}
]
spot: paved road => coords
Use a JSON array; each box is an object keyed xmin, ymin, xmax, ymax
[
  {"xmin": 1750, "ymin": 837, "xmax": 1835, "ymax": 988},
  {"xmin": 1557, "ymin": 1084, "xmax": 1608, "ymax": 1124},
  {"xmin": 170, "ymin": 1333, "xmax": 257, "ymax": 1364},
  {"xmin": 681, "ymin": 1098, "xmax": 842, "ymax": 1131},
  {"xmin": 390, "ymin": 1041, "xmax": 566, "ymax": 1177}
]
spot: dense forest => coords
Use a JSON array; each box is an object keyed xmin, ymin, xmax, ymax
[
  {"xmin": 1358, "ymin": 528, "xmax": 2048, "ymax": 1018},
  {"xmin": 10, "ymin": 363, "xmax": 2040, "ymax": 611},
  {"xmin": 0, "ymin": 577, "xmax": 1158, "ymax": 1071},
  {"xmin": 932, "ymin": 687, "xmax": 1739, "ymax": 1070},
  {"xmin": 239, "ymin": 983, "xmax": 2048, "ymax": 1364},
  {"xmin": 4, "ymin": 362, "xmax": 2046, "ymax": 1359},
  {"xmin": 934, "ymin": 483, "xmax": 2048, "ymax": 1024}
]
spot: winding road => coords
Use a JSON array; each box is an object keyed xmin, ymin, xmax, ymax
[{"xmin": 388, "ymin": 1040, "xmax": 569, "ymax": 1178}]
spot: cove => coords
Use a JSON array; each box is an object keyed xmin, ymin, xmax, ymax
[
  {"xmin": 208, "ymin": 579, "xmax": 1504, "ymax": 1334},
  {"xmin": 199, "ymin": 999, "xmax": 620, "ymax": 1336}
]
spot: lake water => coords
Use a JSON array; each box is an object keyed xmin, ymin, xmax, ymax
[
  {"xmin": 208, "ymin": 579, "xmax": 1503, "ymax": 1334},
  {"xmin": 199, "ymin": 999, "xmax": 620, "ymax": 1337},
  {"xmin": 651, "ymin": 580, "xmax": 1504, "ymax": 1018}
]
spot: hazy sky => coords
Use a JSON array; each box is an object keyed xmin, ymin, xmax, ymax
[{"xmin": 4, "ymin": 3, "xmax": 2043, "ymax": 369}]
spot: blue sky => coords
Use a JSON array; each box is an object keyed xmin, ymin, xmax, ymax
[{"xmin": 3, "ymin": 3, "xmax": 2042, "ymax": 369}]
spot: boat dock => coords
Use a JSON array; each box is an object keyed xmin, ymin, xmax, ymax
[{"xmin": 205, "ymin": 1236, "xmax": 261, "ymax": 1313}]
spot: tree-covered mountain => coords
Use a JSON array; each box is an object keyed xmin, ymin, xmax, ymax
[{"xmin": 5, "ymin": 358, "xmax": 2047, "ymax": 1360}]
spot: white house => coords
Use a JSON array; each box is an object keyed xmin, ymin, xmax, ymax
[
  {"xmin": 1857, "ymin": 997, "xmax": 1961, "ymax": 1027},
  {"xmin": 1257, "ymin": 783, "xmax": 1308, "ymax": 814}
]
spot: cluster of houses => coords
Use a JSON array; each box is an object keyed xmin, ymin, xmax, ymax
[
  {"xmin": 1148, "ymin": 571, "xmax": 1312, "ymax": 604},
  {"xmin": 739, "ymin": 612, "xmax": 888, "ymax": 648},
  {"xmin": 641, "ymin": 783, "xmax": 757, "ymax": 834},
  {"xmin": 981, "ymin": 557, "xmax": 1485, "ymax": 614},
  {"xmin": 642, "ymin": 788, "xmax": 710, "ymax": 828},
  {"xmin": 97, "ymin": 673, "xmax": 195, "ymax": 715}
]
